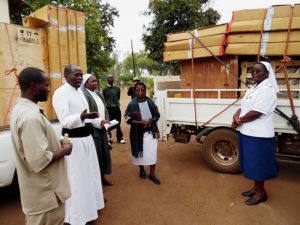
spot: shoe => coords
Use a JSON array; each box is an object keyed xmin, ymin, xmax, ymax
[
  {"xmin": 148, "ymin": 175, "xmax": 161, "ymax": 185},
  {"xmin": 108, "ymin": 143, "xmax": 112, "ymax": 150},
  {"xmin": 119, "ymin": 139, "xmax": 126, "ymax": 144},
  {"xmin": 245, "ymin": 193, "xmax": 268, "ymax": 205},
  {"xmin": 241, "ymin": 190, "xmax": 255, "ymax": 197},
  {"xmin": 139, "ymin": 170, "xmax": 147, "ymax": 179},
  {"xmin": 109, "ymin": 139, "xmax": 113, "ymax": 144}
]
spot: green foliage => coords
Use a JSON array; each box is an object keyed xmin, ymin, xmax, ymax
[
  {"xmin": 142, "ymin": 0, "xmax": 220, "ymax": 74},
  {"xmin": 10, "ymin": 0, "xmax": 118, "ymax": 76},
  {"xmin": 115, "ymin": 72, "xmax": 134, "ymax": 88},
  {"xmin": 122, "ymin": 51, "xmax": 160, "ymax": 76}
]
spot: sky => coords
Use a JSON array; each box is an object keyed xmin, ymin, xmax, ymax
[{"xmin": 105, "ymin": 0, "xmax": 300, "ymax": 61}]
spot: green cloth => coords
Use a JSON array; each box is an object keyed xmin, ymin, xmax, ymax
[{"xmin": 102, "ymin": 85, "xmax": 120, "ymax": 107}]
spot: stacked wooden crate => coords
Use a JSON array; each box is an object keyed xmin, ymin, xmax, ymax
[
  {"xmin": 0, "ymin": 5, "xmax": 87, "ymax": 128},
  {"xmin": 0, "ymin": 24, "xmax": 50, "ymax": 127},
  {"xmin": 23, "ymin": 5, "xmax": 87, "ymax": 119},
  {"xmin": 162, "ymin": 3, "xmax": 300, "ymax": 99},
  {"xmin": 163, "ymin": 24, "xmax": 227, "ymax": 62},
  {"xmin": 240, "ymin": 60, "xmax": 300, "ymax": 98},
  {"xmin": 226, "ymin": 4, "xmax": 300, "ymax": 56}
]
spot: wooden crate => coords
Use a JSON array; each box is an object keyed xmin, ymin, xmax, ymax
[
  {"xmin": 180, "ymin": 56, "xmax": 239, "ymax": 99},
  {"xmin": 240, "ymin": 59, "xmax": 300, "ymax": 98},
  {"xmin": 0, "ymin": 23, "xmax": 51, "ymax": 127}
]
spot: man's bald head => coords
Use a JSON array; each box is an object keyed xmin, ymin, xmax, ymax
[
  {"xmin": 64, "ymin": 64, "xmax": 83, "ymax": 88},
  {"xmin": 64, "ymin": 64, "xmax": 81, "ymax": 77}
]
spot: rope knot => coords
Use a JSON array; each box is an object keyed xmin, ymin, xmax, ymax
[
  {"xmin": 5, "ymin": 67, "xmax": 17, "ymax": 75},
  {"xmin": 281, "ymin": 56, "xmax": 291, "ymax": 64},
  {"xmin": 4, "ymin": 67, "xmax": 19, "ymax": 84}
]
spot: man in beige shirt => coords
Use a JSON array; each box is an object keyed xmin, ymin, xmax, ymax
[{"xmin": 10, "ymin": 67, "xmax": 73, "ymax": 225}]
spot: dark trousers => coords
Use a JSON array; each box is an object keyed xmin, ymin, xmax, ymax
[{"xmin": 107, "ymin": 106, "xmax": 123, "ymax": 141}]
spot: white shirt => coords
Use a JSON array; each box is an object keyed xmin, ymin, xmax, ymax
[
  {"xmin": 238, "ymin": 79, "xmax": 277, "ymax": 138},
  {"xmin": 53, "ymin": 83, "xmax": 102, "ymax": 129}
]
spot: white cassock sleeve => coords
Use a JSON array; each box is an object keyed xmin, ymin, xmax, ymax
[{"xmin": 53, "ymin": 88, "xmax": 86, "ymax": 129}]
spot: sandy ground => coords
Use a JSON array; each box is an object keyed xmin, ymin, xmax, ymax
[{"xmin": 1, "ymin": 90, "xmax": 300, "ymax": 225}]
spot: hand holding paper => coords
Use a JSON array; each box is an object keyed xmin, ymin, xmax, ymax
[{"xmin": 104, "ymin": 119, "xmax": 119, "ymax": 131}]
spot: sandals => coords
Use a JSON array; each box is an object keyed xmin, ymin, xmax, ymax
[
  {"xmin": 139, "ymin": 170, "xmax": 147, "ymax": 179},
  {"xmin": 148, "ymin": 175, "xmax": 161, "ymax": 185}
]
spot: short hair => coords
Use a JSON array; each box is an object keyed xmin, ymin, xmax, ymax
[
  {"xmin": 18, "ymin": 67, "xmax": 47, "ymax": 91},
  {"xmin": 134, "ymin": 81, "xmax": 147, "ymax": 90},
  {"xmin": 64, "ymin": 64, "xmax": 80, "ymax": 76}
]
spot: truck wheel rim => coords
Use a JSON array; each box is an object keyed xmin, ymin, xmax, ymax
[{"xmin": 211, "ymin": 139, "xmax": 238, "ymax": 165}]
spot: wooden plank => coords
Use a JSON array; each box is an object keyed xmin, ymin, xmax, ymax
[{"xmin": 180, "ymin": 56, "xmax": 238, "ymax": 99}]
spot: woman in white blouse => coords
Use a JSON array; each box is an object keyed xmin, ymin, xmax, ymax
[{"xmin": 232, "ymin": 61, "xmax": 278, "ymax": 205}]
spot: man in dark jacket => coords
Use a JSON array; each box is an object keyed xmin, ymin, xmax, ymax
[
  {"xmin": 102, "ymin": 74, "xmax": 125, "ymax": 144},
  {"xmin": 127, "ymin": 77, "xmax": 140, "ymax": 99}
]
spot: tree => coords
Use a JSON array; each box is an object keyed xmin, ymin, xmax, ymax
[
  {"xmin": 10, "ymin": 0, "xmax": 118, "ymax": 76},
  {"xmin": 142, "ymin": 0, "xmax": 220, "ymax": 74},
  {"xmin": 122, "ymin": 51, "xmax": 160, "ymax": 76}
]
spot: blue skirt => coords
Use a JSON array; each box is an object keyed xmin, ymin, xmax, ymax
[{"xmin": 238, "ymin": 132, "xmax": 278, "ymax": 181}]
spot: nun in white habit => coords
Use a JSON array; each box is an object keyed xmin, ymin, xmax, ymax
[{"xmin": 52, "ymin": 65, "xmax": 104, "ymax": 225}]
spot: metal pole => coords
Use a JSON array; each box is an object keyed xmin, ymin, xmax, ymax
[{"xmin": 131, "ymin": 40, "xmax": 136, "ymax": 77}]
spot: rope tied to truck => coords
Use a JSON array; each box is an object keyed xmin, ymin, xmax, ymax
[
  {"xmin": 187, "ymin": 30, "xmax": 300, "ymax": 134},
  {"xmin": 0, "ymin": 24, "xmax": 19, "ymax": 132},
  {"xmin": 191, "ymin": 31, "xmax": 199, "ymax": 128}
]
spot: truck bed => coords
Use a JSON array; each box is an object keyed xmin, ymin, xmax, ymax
[{"xmin": 154, "ymin": 88, "xmax": 300, "ymax": 140}]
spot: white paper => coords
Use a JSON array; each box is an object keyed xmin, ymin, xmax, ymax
[{"xmin": 104, "ymin": 119, "xmax": 119, "ymax": 131}]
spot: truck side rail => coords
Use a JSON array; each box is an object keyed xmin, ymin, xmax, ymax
[{"xmin": 154, "ymin": 88, "xmax": 300, "ymax": 140}]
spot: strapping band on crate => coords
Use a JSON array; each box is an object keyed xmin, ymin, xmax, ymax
[{"xmin": 257, "ymin": 7, "xmax": 270, "ymax": 61}]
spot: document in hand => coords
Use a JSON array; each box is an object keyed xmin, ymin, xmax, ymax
[{"xmin": 104, "ymin": 119, "xmax": 119, "ymax": 131}]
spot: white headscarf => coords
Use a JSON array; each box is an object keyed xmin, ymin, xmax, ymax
[
  {"xmin": 260, "ymin": 61, "xmax": 279, "ymax": 93},
  {"xmin": 80, "ymin": 73, "xmax": 93, "ymax": 91}
]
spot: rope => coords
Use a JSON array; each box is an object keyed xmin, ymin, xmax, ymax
[
  {"xmin": 188, "ymin": 31, "xmax": 248, "ymax": 88},
  {"xmin": 1, "ymin": 24, "xmax": 19, "ymax": 131},
  {"xmin": 187, "ymin": 31, "xmax": 300, "ymax": 133},
  {"xmin": 200, "ymin": 97, "xmax": 241, "ymax": 128},
  {"xmin": 281, "ymin": 8, "xmax": 296, "ymax": 116},
  {"xmin": 191, "ymin": 34, "xmax": 198, "ymax": 128}
]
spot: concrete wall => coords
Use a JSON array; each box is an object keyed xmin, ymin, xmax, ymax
[{"xmin": 0, "ymin": 0, "xmax": 10, "ymax": 23}]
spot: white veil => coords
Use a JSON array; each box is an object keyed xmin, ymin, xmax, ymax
[
  {"xmin": 260, "ymin": 61, "xmax": 279, "ymax": 93},
  {"xmin": 80, "ymin": 73, "xmax": 93, "ymax": 91}
]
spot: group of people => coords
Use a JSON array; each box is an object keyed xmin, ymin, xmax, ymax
[
  {"xmin": 11, "ymin": 64, "xmax": 161, "ymax": 225},
  {"xmin": 10, "ymin": 60, "xmax": 279, "ymax": 224}
]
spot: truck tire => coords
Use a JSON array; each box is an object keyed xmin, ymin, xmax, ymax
[{"xmin": 203, "ymin": 128, "xmax": 240, "ymax": 174}]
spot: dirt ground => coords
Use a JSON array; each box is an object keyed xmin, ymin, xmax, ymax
[{"xmin": 1, "ymin": 90, "xmax": 300, "ymax": 225}]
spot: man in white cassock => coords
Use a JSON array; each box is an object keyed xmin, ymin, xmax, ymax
[{"xmin": 52, "ymin": 65, "xmax": 105, "ymax": 225}]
